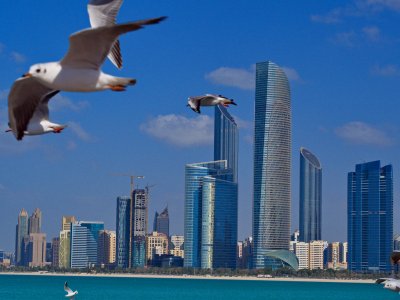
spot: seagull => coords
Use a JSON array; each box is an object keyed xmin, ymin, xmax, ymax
[
  {"xmin": 64, "ymin": 281, "xmax": 78, "ymax": 299},
  {"xmin": 7, "ymin": 77, "xmax": 66, "ymax": 140},
  {"xmin": 376, "ymin": 278, "xmax": 400, "ymax": 294},
  {"xmin": 187, "ymin": 94, "xmax": 237, "ymax": 114},
  {"xmin": 87, "ymin": 0, "xmax": 124, "ymax": 69},
  {"xmin": 7, "ymin": 16, "xmax": 166, "ymax": 140}
]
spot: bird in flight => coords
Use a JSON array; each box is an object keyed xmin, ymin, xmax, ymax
[
  {"xmin": 187, "ymin": 94, "xmax": 237, "ymax": 114},
  {"xmin": 7, "ymin": 16, "xmax": 166, "ymax": 140},
  {"xmin": 64, "ymin": 281, "xmax": 78, "ymax": 300},
  {"xmin": 376, "ymin": 278, "xmax": 400, "ymax": 294}
]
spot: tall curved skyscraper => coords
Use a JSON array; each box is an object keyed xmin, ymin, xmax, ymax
[
  {"xmin": 253, "ymin": 61, "xmax": 294, "ymax": 269},
  {"xmin": 299, "ymin": 147, "xmax": 322, "ymax": 243}
]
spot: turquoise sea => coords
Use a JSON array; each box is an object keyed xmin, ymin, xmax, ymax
[{"xmin": 0, "ymin": 274, "xmax": 397, "ymax": 300}]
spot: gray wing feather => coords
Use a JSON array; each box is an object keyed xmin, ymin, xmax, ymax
[
  {"xmin": 88, "ymin": 0, "xmax": 123, "ymax": 68},
  {"xmin": 60, "ymin": 17, "xmax": 167, "ymax": 70},
  {"xmin": 8, "ymin": 77, "xmax": 57, "ymax": 140}
]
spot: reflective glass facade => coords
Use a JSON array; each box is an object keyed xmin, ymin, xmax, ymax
[
  {"xmin": 15, "ymin": 209, "xmax": 28, "ymax": 266},
  {"xmin": 132, "ymin": 189, "xmax": 148, "ymax": 267},
  {"xmin": 70, "ymin": 221, "xmax": 104, "ymax": 269},
  {"xmin": 253, "ymin": 61, "xmax": 292, "ymax": 269},
  {"xmin": 184, "ymin": 161, "xmax": 238, "ymax": 268},
  {"xmin": 299, "ymin": 147, "xmax": 322, "ymax": 242},
  {"xmin": 348, "ymin": 160, "xmax": 393, "ymax": 272},
  {"xmin": 116, "ymin": 196, "xmax": 131, "ymax": 268}
]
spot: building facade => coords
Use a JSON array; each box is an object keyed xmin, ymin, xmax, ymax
[
  {"xmin": 309, "ymin": 240, "xmax": 325, "ymax": 270},
  {"xmin": 299, "ymin": 147, "xmax": 322, "ymax": 243},
  {"xmin": 59, "ymin": 230, "xmax": 71, "ymax": 268},
  {"xmin": 98, "ymin": 230, "xmax": 116, "ymax": 266},
  {"xmin": 154, "ymin": 206, "xmax": 169, "ymax": 237},
  {"xmin": 15, "ymin": 209, "xmax": 28, "ymax": 266},
  {"xmin": 348, "ymin": 160, "xmax": 393, "ymax": 272},
  {"xmin": 52, "ymin": 237, "xmax": 60, "ymax": 267},
  {"xmin": 132, "ymin": 189, "xmax": 148, "ymax": 267},
  {"xmin": 25, "ymin": 233, "xmax": 47, "ymax": 267},
  {"xmin": 70, "ymin": 221, "xmax": 104, "ymax": 269},
  {"xmin": 146, "ymin": 232, "xmax": 169, "ymax": 261},
  {"xmin": 28, "ymin": 208, "xmax": 42, "ymax": 234},
  {"xmin": 170, "ymin": 235, "xmax": 184, "ymax": 258},
  {"xmin": 62, "ymin": 216, "xmax": 76, "ymax": 231},
  {"xmin": 253, "ymin": 61, "xmax": 295, "ymax": 269},
  {"xmin": 116, "ymin": 196, "xmax": 131, "ymax": 268}
]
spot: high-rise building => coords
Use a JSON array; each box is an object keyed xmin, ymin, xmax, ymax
[
  {"xmin": 62, "ymin": 216, "xmax": 76, "ymax": 231},
  {"xmin": 52, "ymin": 237, "xmax": 60, "ymax": 267},
  {"xmin": 299, "ymin": 147, "xmax": 322, "ymax": 243},
  {"xmin": 116, "ymin": 196, "xmax": 131, "ymax": 268},
  {"xmin": 70, "ymin": 221, "xmax": 104, "ymax": 269},
  {"xmin": 132, "ymin": 189, "xmax": 148, "ymax": 267},
  {"xmin": 15, "ymin": 209, "xmax": 28, "ymax": 266},
  {"xmin": 184, "ymin": 104, "xmax": 238, "ymax": 269},
  {"xmin": 252, "ymin": 61, "xmax": 297, "ymax": 270},
  {"xmin": 146, "ymin": 232, "xmax": 169, "ymax": 262},
  {"xmin": 154, "ymin": 206, "xmax": 169, "ymax": 237},
  {"xmin": 309, "ymin": 240, "xmax": 325, "ymax": 270},
  {"xmin": 25, "ymin": 233, "xmax": 47, "ymax": 267},
  {"xmin": 339, "ymin": 242, "xmax": 348, "ymax": 264},
  {"xmin": 98, "ymin": 230, "xmax": 116, "ymax": 266},
  {"xmin": 59, "ymin": 230, "xmax": 71, "ymax": 268},
  {"xmin": 28, "ymin": 208, "xmax": 42, "ymax": 234},
  {"xmin": 169, "ymin": 235, "xmax": 184, "ymax": 258},
  {"xmin": 348, "ymin": 160, "xmax": 393, "ymax": 272},
  {"xmin": 294, "ymin": 242, "xmax": 309, "ymax": 270}
]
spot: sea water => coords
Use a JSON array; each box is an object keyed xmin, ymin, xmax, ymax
[{"xmin": 0, "ymin": 274, "xmax": 396, "ymax": 300}]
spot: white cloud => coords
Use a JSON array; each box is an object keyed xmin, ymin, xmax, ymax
[
  {"xmin": 282, "ymin": 67, "xmax": 301, "ymax": 81},
  {"xmin": 330, "ymin": 31, "xmax": 357, "ymax": 47},
  {"xmin": 67, "ymin": 122, "xmax": 92, "ymax": 142},
  {"xmin": 364, "ymin": 0, "xmax": 400, "ymax": 11},
  {"xmin": 10, "ymin": 51, "xmax": 26, "ymax": 63},
  {"xmin": 49, "ymin": 94, "xmax": 89, "ymax": 112},
  {"xmin": 362, "ymin": 26, "xmax": 381, "ymax": 41},
  {"xmin": 140, "ymin": 114, "xmax": 213, "ymax": 147},
  {"xmin": 371, "ymin": 64, "xmax": 400, "ymax": 76},
  {"xmin": 311, "ymin": 8, "xmax": 343, "ymax": 23},
  {"xmin": 205, "ymin": 66, "xmax": 255, "ymax": 90},
  {"xmin": 205, "ymin": 65, "xmax": 300, "ymax": 90},
  {"xmin": 335, "ymin": 121, "xmax": 393, "ymax": 146}
]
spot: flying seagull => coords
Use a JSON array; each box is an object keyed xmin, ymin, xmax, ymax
[
  {"xmin": 7, "ymin": 16, "xmax": 166, "ymax": 140},
  {"xmin": 64, "ymin": 281, "xmax": 78, "ymax": 299},
  {"xmin": 7, "ymin": 77, "xmax": 66, "ymax": 140},
  {"xmin": 87, "ymin": 0, "xmax": 124, "ymax": 69},
  {"xmin": 376, "ymin": 278, "xmax": 400, "ymax": 294},
  {"xmin": 187, "ymin": 94, "xmax": 237, "ymax": 114}
]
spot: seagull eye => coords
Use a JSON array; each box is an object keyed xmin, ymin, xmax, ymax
[{"xmin": 36, "ymin": 69, "xmax": 40, "ymax": 73}]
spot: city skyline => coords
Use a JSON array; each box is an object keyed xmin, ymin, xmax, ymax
[{"xmin": 1, "ymin": 1, "xmax": 400, "ymax": 251}]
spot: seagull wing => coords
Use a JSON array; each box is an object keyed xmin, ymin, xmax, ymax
[
  {"xmin": 60, "ymin": 17, "xmax": 167, "ymax": 70},
  {"xmin": 188, "ymin": 96, "xmax": 203, "ymax": 112},
  {"xmin": 376, "ymin": 278, "xmax": 393, "ymax": 284},
  {"xmin": 88, "ymin": 0, "xmax": 123, "ymax": 69},
  {"xmin": 8, "ymin": 77, "xmax": 58, "ymax": 140},
  {"xmin": 64, "ymin": 282, "xmax": 73, "ymax": 294},
  {"xmin": 30, "ymin": 90, "xmax": 60, "ymax": 124}
]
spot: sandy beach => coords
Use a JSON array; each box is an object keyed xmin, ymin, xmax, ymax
[{"xmin": 0, "ymin": 271, "xmax": 375, "ymax": 284}]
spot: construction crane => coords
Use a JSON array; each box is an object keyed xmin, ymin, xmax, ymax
[{"xmin": 112, "ymin": 173, "xmax": 145, "ymax": 195}]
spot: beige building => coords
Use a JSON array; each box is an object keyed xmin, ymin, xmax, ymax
[
  {"xmin": 169, "ymin": 235, "xmax": 184, "ymax": 258},
  {"xmin": 27, "ymin": 233, "xmax": 46, "ymax": 267},
  {"xmin": 98, "ymin": 230, "xmax": 116, "ymax": 266},
  {"xmin": 62, "ymin": 216, "xmax": 76, "ymax": 231},
  {"xmin": 146, "ymin": 232, "xmax": 168, "ymax": 260},
  {"xmin": 309, "ymin": 240, "xmax": 325, "ymax": 270},
  {"xmin": 294, "ymin": 242, "xmax": 309, "ymax": 270},
  {"xmin": 59, "ymin": 230, "xmax": 71, "ymax": 268}
]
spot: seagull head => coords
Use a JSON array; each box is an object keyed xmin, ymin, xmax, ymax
[{"xmin": 24, "ymin": 64, "xmax": 47, "ymax": 79}]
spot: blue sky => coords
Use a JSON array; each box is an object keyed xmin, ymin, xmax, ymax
[{"xmin": 1, "ymin": 0, "xmax": 399, "ymax": 251}]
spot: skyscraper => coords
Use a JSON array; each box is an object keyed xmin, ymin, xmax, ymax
[
  {"xmin": 98, "ymin": 230, "xmax": 116, "ymax": 266},
  {"xmin": 59, "ymin": 230, "xmax": 71, "ymax": 268},
  {"xmin": 28, "ymin": 208, "xmax": 42, "ymax": 234},
  {"xmin": 154, "ymin": 206, "xmax": 169, "ymax": 237},
  {"xmin": 132, "ymin": 189, "xmax": 148, "ymax": 267},
  {"xmin": 25, "ymin": 233, "xmax": 46, "ymax": 267},
  {"xmin": 253, "ymin": 61, "xmax": 297, "ymax": 270},
  {"xmin": 62, "ymin": 216, "xmax": 76, "ymax": 231},
  {"xmin": 116, "ymin": 196, "xmax": 131, "ymax": 268},
  {"xmin": 15, "ymin": 209, "xmax": 28, "ymax": 266},
  {"xmin": 70, "ymin": 221, "xmax": 104, "ymax": 269},
  {"xmin": 184, "ymin": 104, "xmax": 238, "ymax": 269},
  {"xmin": 299, "ymin": 147, "xmax": 322, "ymax": 243},
  {"xmin": 52, "ymin": 237, "xmax": 60, "ymax": 267},
  {"xmin": 348, "ymin": 160, "xmax": 393, "ymax": 272}
]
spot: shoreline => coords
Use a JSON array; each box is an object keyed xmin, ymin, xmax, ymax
[{"xmin": 0, "ymin": 271, "xmax": 375, "ymax": 284}]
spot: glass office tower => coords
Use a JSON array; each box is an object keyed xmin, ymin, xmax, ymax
[
  {"xmin": 299, "ymin": 147, "xmax": 322, "ymax": 242},
  {"xmin": 116, "ymin": 196, "xmax": 131, "ymax": 268},
  {"xmin": 15, "ymin": 209, "xmax": 28, "ymax": 266},
  {"xmin": 253, "ymin": 61, "xmax": 297, "ymax": 270},
  {"xmin": 348, "ymin": 160, "xmax": 393, "ymax": 272}
]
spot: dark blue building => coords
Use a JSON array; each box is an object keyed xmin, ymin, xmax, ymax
[
  {"xmin": 299, "ymin": 147, "xmax": 322, "ymax": 242},
  {"xmin": 348, "ymin": 160, "xmax": 393, "ymax": 272},
  {"xmin": 116, "ymin": 196, "xmax": 131, "ymax": 268}
]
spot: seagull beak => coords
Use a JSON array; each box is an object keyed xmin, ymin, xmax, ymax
[{"xmin": 22, "ymin": 73, "xmax": 32, "ymax": 78}]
